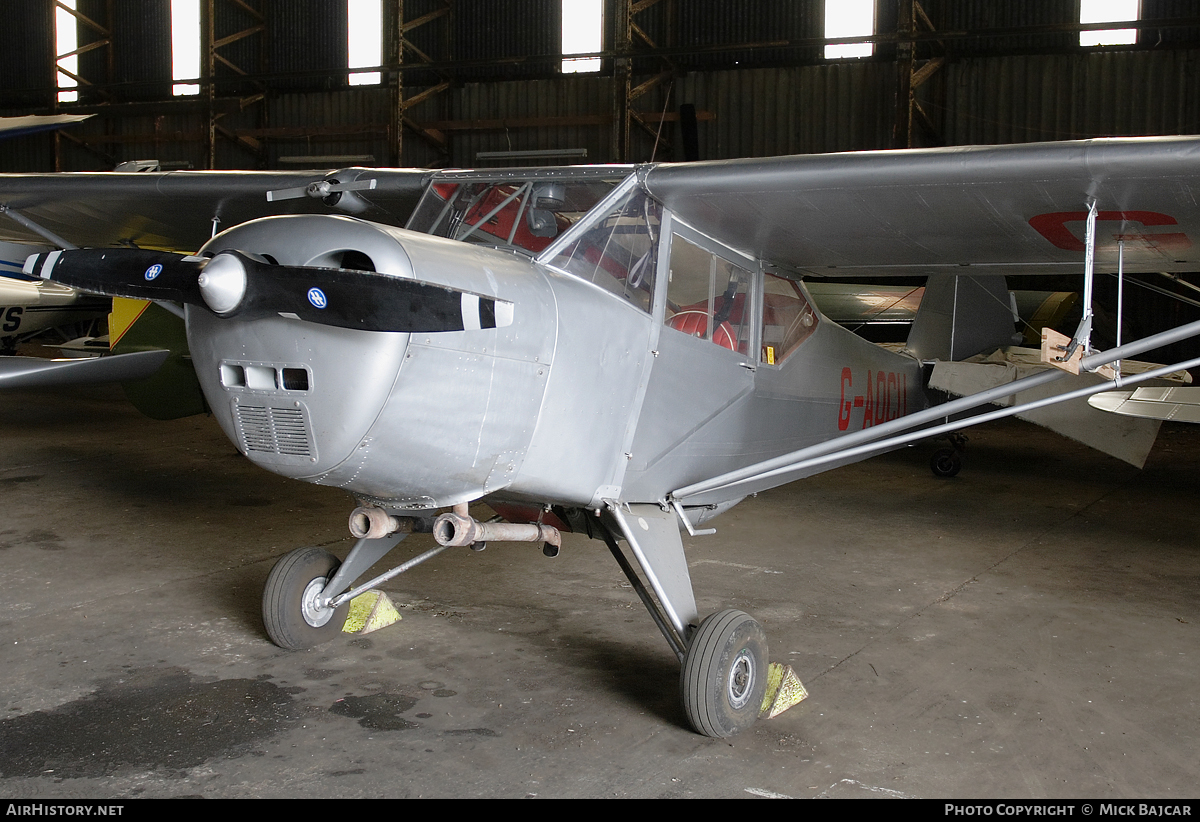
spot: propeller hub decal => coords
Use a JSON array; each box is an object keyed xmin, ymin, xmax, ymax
[
  {"xmin": 307, "ymin": 287, "xmax": 327, "ymax": 309},
  {"xmin": 144, "ymin": 264, "xmax": 163, "ymax": 281}
]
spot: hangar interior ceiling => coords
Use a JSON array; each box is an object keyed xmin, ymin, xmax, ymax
[{"xmin": 1, "ymin": 0, "xmax": 1199, "ymax": 173}]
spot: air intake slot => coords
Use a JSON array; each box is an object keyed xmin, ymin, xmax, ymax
[
  {"xmin": 281, "ymin": 368, "xmax": 309, "ymax": 391},
  {"xmin": 220, "ymin": 361, "xmax": 310, "ymax": 393}
]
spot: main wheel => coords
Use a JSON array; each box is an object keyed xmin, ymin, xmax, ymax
[
  {"xmin": 680, "ymin": 609, "xmax": 768, "ymax": 738},
  {"xmin": 262, "ymin": 547, "xmax": 350, "ymax": 650}
]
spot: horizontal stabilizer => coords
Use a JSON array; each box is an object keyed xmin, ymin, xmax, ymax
[
  {"xmin": 929, "ymin": 347, "xmax": 1187, "ymax": 467},
  {"xmin": 0, "ymin": 349, "xmax": 169, "ymax": 389},
  {"xmin": 1089, "ymin": 386, "xmax": 1200, "ymax": 423}
]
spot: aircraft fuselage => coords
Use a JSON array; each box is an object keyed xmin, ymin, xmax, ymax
[{"xmin": 187, "ymin": 208, "xmax": 926, "ymax": 515}]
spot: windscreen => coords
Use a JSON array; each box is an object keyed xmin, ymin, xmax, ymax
[
  {"xmin": 407, "ymin": 177, "xmax": 620, "ymax": 255},
  {"xmin": 543, "ymin": 186, "xmax": 661, "ymax": 313}
]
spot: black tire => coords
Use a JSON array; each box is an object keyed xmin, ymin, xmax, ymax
[
  {"xmin": 262, "ymin": 547, "xmax": 349, "ymax": 650},
  {"xmin": 680, "ymin": 609, "xmax": 768, "ymax": 738},
  {"xmin": 930, "ymin": 447, "xmax": 962, "ymax": 478}
]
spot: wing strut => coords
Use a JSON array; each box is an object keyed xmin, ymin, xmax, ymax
[
  {"xmin": 0, "ymin": 205, "xmax": 76, "ymax": 249},
  {"xmin": 672, "ymin": 317, "xmax": 1200, "ymax": 505},
  {"xmin": 1052, "ymin": 199, "xmax": 1109, "ymax": 369}
]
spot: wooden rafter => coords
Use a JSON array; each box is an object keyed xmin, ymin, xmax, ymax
[
  {"xmin": 395, "ymin": 0, "xmax": 455, "ymax": 163},
  {"xmin": 205, "ymin": 0, "xmax": 268, "ymax": 167}
]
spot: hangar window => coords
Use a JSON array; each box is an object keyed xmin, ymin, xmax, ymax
[
  {"xmin": 55, "ymin": 1, "xmax": 78, "ymax": 103},
  {"xmin": 562, "ymin": 0, "xmax": 603, "ymax": 73},
  {"xmin": 1080, "ymin": 0, "xmax": 1140, "ymax": 47},
  {"xmin": 824, "ymin": 0, "xmax": 875, "ymax": 59},
  {"xmin": 348, "ymin": 0, "xmax": 383, "ymax": 85},
  {"xmin": 171, "ymin": 0, "xmax": 201, "ymax": 96}
]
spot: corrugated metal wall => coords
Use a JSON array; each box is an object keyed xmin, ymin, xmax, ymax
[
  {"xmin": 111, "ymin": 0, "xmax": 173, "ymax": 101},
  {"xmin": 667, "ymin": 0, "xmax": 824, "ymax": 69},
  {"xmin": 267, "ymin": 0, "xmax": 348, "ymax": 90},
  {"xmin": 929, "ymin": 0, "xmax": 1076, "ymax": 55},
  {"xmin": 679, "ymin": 62, "xmax": 898, "ymax": 159},
  {"xmin": 449, "ymin": 0, "xmax": 560, "ymax": 79},
  {"xmin": 265, "ymin": 87, "xmax": 396, "ymax": 167},
  {"xmin": 941, "ymin": 49, "xmax": 1200, "ymax": 145},
  {"xmin": 1, "ymin": 1, "xmax": 56, "ymax": 109},
  {"xmin": 213, "ymin": 0, "xmax": 265, "ymax": 88},
  {"xmin": 2, "ymin": 1, "xmax": 1199, "ymax": 172},
  {"xmin": 449, "ymin": 74, "xmax": 612, "ymax": 163},
  {"xmin": 1144, "ymin": 0, "xmax": 1200, "ymax": 45}
]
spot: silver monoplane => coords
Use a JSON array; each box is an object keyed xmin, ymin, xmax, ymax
[{"xmin": 8, "ymin": 137, "xmax": 1200, "ymax": 736}]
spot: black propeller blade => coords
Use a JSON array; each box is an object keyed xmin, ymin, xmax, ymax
[
  {"xmin": 25, "ymin": 247, "xmax": 513, "ymax": 334},
  {"xmin": 24, "ymin": 248, "xmax": 206, "ymax": 304}
]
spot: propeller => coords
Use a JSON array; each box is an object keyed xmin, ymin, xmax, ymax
[
  {"xmin": 266, "ymin": 177, "xmax": 378, "ymax": 213},
  {"xmin": 23, "ymin": 247, "xmax": 513, "ymax": 335}
]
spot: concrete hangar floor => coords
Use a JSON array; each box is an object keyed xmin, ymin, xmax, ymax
[{"xmin": 0, "ymin": 380, "xmax": 1196, "ymax": 800}]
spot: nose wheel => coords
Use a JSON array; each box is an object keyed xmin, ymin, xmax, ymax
[
  {"xmin": 262, "ymin": 546, "xmax": 350, "ymax": 649},
  {"xmin": 680, "ymin": 609, "xmax": 769, "ymax": 738}
]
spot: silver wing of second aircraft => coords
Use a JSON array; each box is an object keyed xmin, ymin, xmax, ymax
[{"xmin": 0, "ymin": 166, "xmax": 429, "ymax": 252}]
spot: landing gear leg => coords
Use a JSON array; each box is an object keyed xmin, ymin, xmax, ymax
[{"xmin": 601, "ymin": 504, "xmax": 768, "ymax": 738}]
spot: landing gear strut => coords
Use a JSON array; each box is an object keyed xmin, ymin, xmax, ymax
[
  {"xmin": 598, "ymin": 503, "xmax": 771, "ymax": 737},
  {"xmin": 261, "ymin": 502, "xmax": 782, "ymax": 737}
]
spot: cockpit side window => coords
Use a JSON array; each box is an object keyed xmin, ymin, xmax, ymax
[
  {"xmin": 663, "ymin": 232, "xmax": 753, "ymax": 355},
  {"xmin": 760, "ymin": 272, "xmax": 818, "ymax": 365}
]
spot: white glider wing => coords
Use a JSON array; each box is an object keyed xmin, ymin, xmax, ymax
[{"xmin": 1090, "ymin": 386, "xmax": 1200, "ymax": 423}]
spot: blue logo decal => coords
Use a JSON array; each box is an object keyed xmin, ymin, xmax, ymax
[
  {"xmin": 307, "ymin": 287, "xmax": 327, "ymax": 309},
  {"xmin": 144, "ymin": 264, "xmax": 163, "ymax": 281}
]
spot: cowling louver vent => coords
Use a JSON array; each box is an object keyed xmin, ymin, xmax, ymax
[{"xmin": 234, "ymin": 402, "xmax": 315, "ymax": 462}]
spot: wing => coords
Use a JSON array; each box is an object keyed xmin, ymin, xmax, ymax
[
  {"xmin": 641, "ymin": 136, "xmax": 1200, "ymax": 278},
  {"xmin": 0, "ymin": 114, "xmax": 92, "ymax": 140},
  {"xmin": 0, "ymin": 167, "xmax": 430, "ymax": 252},
  {"xmin": 1089, "ymin": 386, "xmax": 1200, "ymax": 423},
  {"xmin": 0, "ymin": 350, "xmax": 169, "ymax": 389}
]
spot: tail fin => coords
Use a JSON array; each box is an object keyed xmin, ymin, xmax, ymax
[
  {"xmin": 110, "ymin": 297, "xmax": 207, "ymax": 420},
  {"xmin": 905, "ymin": 274, "xmax": 1020, "ymax": 361}
]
